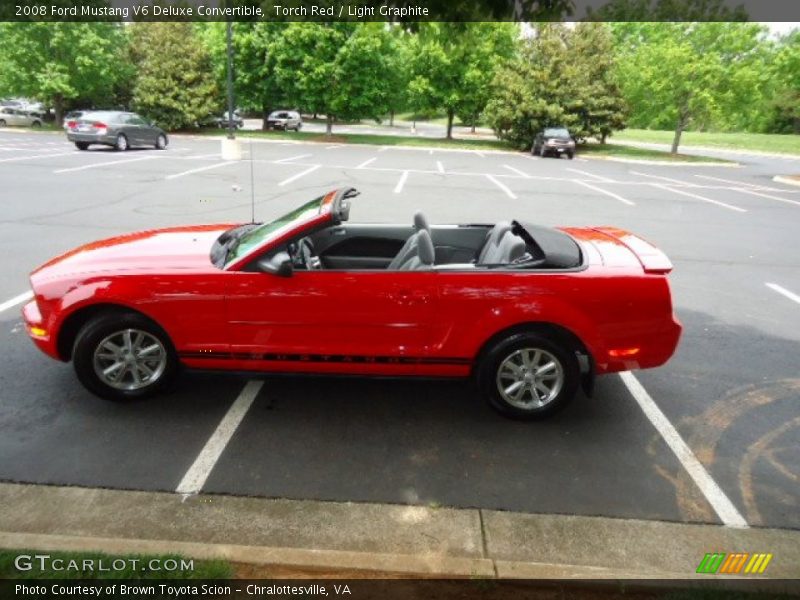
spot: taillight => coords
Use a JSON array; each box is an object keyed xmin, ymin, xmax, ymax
[
  {"xmin": 66, "ymin": 120, "xmax": 76, "ymax": 129},
  {"xmin": 94, "ymin": 122, "xmax": 107, "ymax": 133}
]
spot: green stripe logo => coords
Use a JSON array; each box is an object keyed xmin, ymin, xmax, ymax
[{"xmin": 696, "ymin": 553, "xmax": 726, "ymax": 574}]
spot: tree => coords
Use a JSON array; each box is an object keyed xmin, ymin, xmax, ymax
[
  {"xmin": 766, "ymin": 30, "xmax": 800, "ymax": 133},
  {"xmin": 612, "ymin": 23, "xmax": 768, "ymax": 152},
  {"xmin": 0, "ymin": 22, "xmax": 128, "ymax": 125},
  {"xmin": 129, "ymin": 22, "xmax": 218, "ymax": 130},
  {"xmin": 271, "ymin": 23, "xmax": 396, "ymax": 135},
  {"xmin": 408, "ymin": 23, "xmax": 517, "ymax": 139}
]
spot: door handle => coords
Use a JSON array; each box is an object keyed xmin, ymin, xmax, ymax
[
  {"xmin": 394, "ymin": 290, "xmax": 430, "ymax": 306},
  {"xmin": 329, "ymin": 227, "xmax": 347, "ymax": 236}
]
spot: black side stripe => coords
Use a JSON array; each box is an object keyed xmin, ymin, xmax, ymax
[{"xmin": 179, "ymin": 351, "xmax": 471, "ymax": 366}]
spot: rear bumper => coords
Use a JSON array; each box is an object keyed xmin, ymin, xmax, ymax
[
  {"xmin": 598, "ymin": 316, "xmax": 682, "ymax": 374},
  {"xmin": 66, "ymin": 132, "xmax": 116, "ymax": 145}
]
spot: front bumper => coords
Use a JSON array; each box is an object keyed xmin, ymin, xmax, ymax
[{"xmin": 22, "ymin": 299, "xmax": 59, "ymax": 359}]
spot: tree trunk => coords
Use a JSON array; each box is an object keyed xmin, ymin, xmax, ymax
[
  {"xmin": 471, "ymin": 122, "xmax": 476, "ymax": 133},
  {"xmin": 600, "ymin": 133, "xmax": 607, "ymax": 145},
  {"xmin": 326, "ymin": 114, "xmax": 333, "ymax": 136},
  {"xmin": 671, "ymin": 102, "xmax": 690, "ymax": 154},
  {"xmin": 446, "ymin": 109, "xmax": 454, "ymax": 140},
  {"xmin": 54, "ymin": 95, "xmax": 64, "ymax": 127},
  {"xmin": 389, "ymin": 110, "xmax": 394, "ymax": 127}
]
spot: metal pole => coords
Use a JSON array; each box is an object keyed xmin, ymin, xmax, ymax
[{"xmin": 226, "ymin": 21, "xmax": 235, "ymax": 141}]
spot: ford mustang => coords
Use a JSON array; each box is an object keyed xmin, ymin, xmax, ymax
[{"xmin": 23, "ymin": 188, "xmax": 681, "ymax": 419}]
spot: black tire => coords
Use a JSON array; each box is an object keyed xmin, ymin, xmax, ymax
[
  {"xmin": 75, "ymin": 142, "xmax": 89, "ymax": 151},
  {"xmin": 155, "ymin": 133, "xmax": 167, "ymax": 150},
  {"xmin": 567, "ymin": 152, "xmax": 574, "ymax": 160},
  {"xmin": 114, "ymin": 133, "xmax": 128, "ymax": 151},
  {"xmin": 72, "ymin": 311, "xmax": 178, "ymax": 402},
  {"xmin": 0, "ymin": 119, "xmax": 6, "ymax": 127},
  {"xmin": 477, "ymin": 332, "xmax": 579, "ymax": 420},
  {"xmin": 31, "ymin": 120, "xmax": 42, "ymax": 128}
]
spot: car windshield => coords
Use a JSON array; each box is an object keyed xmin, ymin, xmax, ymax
[
  {"xmin": 224, "ymin": 197, "xmax": 323, "ymax": 266},
  {"xmin": 544, "ymin": 128, "xmax": 570, "ymax": 138}
]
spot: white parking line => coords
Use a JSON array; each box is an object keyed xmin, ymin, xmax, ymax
[
  {"xmin": 619, "ymin": 371, "xmax": 748, "ymax": 528},
  {"xmin": 278, "ymin": 164, "xmax": 320, "ymax": 187},
  {"xmin": 378, "ymin": 146, "xmax": 390, "ymax": 152},
  {"xmin": 54, "ymin": 155, "xmax": 157, "ymax": 174},
  {"xmin": 486, "ymin": 174, "xmax": 517, "ymax": 199},
  {"xmin": 630, "ymin": 171, "xmax": 695, "ymax": 186},
  {"xmin": 436, "ymin": 161, "xmax": 445, "ymax": 174},
  {"xmin": 656, "ymin": 184, "xmax": 746, "ymax": 213},
  {"xmin": 165, "ymin": 161, "xmax": 235, "ymax": 180},
  {"xmin": 573, "ymin": 179, "xmax": 635, "ymax": 206},
  {"xmin": 0, "ymin": 291, "xmax": 33, "ymax": 314},
  {"xmin": 0, "ymin": 151, "xmax": 78, "ymax": 163},
  {"xmin": 474, "ymin": 151, "xmax": 485, "ymax": 158},
  {"xmin": 356, "ymin": 157, "xmax": 376, "ymax": 169},
  {"xmin": 566, "ymin": 168, "xmax": 612, "ymax": 183},
  {"xmin": 176, "ymin": 380, "xmax": 263, "ymax": 496},
  {"xmin": 325, "ymin": 145, "xmax": 343, "ymax": 150},
  {"xmin": 275, "ymin": 154, "xmax": 313, "ymax": 164},
  {"xmin": 394, "ymin": 170, "xmax": 409, "ymax": 194},
  {"xmin": 765, "ymin": 283, "xmax": 800, "ymax": 305},
  {"xmin": 693, "ymin": 174, "xmax": 782, "ymax": 192},
  {"xmin": 730, "ymin": 188, "xmax": 800, "ymax": 208},
  {"xmin": 503, "ymin": 165, "xmax": 530, "ymax": 178}
]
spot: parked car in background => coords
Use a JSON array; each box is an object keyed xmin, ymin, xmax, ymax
[
  {"xmin": 532, "ymin": 127, "xmax": 576, "ymax": 159},
  {"xmin": 0, "ymin": 107, "xmax": 43, "ymax": 128},
  {"xmin": 65, "ymin": 111, "xmax": 168, "ymax": 151},
  {"xmin": 215, "ymin": 110, "xmax": 244, "ymax": 129},
  {"xmin": 266, "ymin": 110, "xmax": 302, "ymax": 131}
]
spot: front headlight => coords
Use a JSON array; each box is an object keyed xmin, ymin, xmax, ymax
[{"xmin": 546, "ymin": 138, "xmax": 556, "ymax": 145}]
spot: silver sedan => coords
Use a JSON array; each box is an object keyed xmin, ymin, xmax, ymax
[{"xmin": 66, "ymin": 111, "xmax": 168, "ymax": 151}]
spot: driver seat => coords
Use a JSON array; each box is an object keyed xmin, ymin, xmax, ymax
[
  {"xmin": 398, "ymin": 230, "xmax": 435, "ymax": 270},
  {"xmin": 387, "ymin": 212, "xmax": 430, "ymax": 270}
]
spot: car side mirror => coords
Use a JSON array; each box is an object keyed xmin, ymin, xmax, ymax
[{"xmin": 257, "ymin": 251, "xmax": 293, "ymax": 277}]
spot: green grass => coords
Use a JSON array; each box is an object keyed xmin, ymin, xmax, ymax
[
  {"xmin": 192, "ymin": 127, "xmax": 515, "ymax": 152},
  {"xmin": 614, "ymin": 128, "xmax": 800, "ymax": 155},
  {"xmin": 0, "ymin": 549, "xmax": 232, "ymax": 580},
  {"xmin": 578, "ymin": 142, "xmax": 733, "ymax": 163}
]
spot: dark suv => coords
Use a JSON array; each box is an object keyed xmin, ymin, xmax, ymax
[{"xmin": 532, "ymin": 127, "xmax": 576, "ymax": 159}]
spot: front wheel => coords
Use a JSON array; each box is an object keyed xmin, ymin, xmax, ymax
[
  {"xmin": 567, "ymin": 152, "xmax": 574, "ymax": 160},
  {"xmin": 477, "ymin": 332, "xmax": 579, "ymax": 420},
  {"xmin": 31, "ymin": 120, "xmax": 42, "ymax": 128},
  {"xmin": 73, "ymin": 312, "xmax": 178, "ymax": 402}
]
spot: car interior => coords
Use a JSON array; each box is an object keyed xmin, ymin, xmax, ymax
[{"xmin": 281, "ymin": 211, "xmax": 581, "ymax": 272}]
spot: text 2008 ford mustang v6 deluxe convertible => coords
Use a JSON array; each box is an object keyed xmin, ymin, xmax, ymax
[{"xmin": 23, "ymin": 188, "xmax": 681, "ymax": 419}]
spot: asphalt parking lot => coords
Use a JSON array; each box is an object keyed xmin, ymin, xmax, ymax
[{"xmin": 0, "ymin": 130, "xmax": 798, "ymax": 531}]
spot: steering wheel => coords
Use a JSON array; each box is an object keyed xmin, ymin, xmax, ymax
[{"xmin": 298, "ymin": 237, "xmax": 322, "ymax": 270}]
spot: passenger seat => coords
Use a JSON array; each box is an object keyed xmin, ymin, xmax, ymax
[
  {"xmin": 477, "ymin": 228, "xmax": 526, "ymax": 265},
  {"xmin": 398, "ymin": 230, "xmax": 435, "ymax": 270},
  {"xmin": 388, "ymin": 212, "xmax": 430, "ymax": 270}
]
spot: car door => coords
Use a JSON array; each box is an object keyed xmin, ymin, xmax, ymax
[
  {"xmin": 224, "ymin": 268, "xmax": 438, "ymax": 375},
  {"xmin": 124, "ymin": 114, "xmax": 148, "ymax": 145}
]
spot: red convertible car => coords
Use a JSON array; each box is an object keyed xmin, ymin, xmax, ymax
[{"xmin": 23, "ymin": 188, "xmax": 681, "ymax": 419}]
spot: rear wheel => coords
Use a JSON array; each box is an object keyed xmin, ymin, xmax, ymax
[
  {"xmin": 567, "ymin": 151, "xmax": 574, "ymax": 160},
  {"xmin": 75, "ymin": 142, "xmax": 89, "ymax": 151},
  {"xmin": 155, "ymin": 133, "xmax": 167, "ymax": 150},
  {"xmin": 31, "ymin": 120, "xmax": 42, "ymax": 128},
  {"xmin": 478, "ymin": 332, "xmax": 579, "ymax": 420},
  {"xmin": 114, "ymin": 133, "xmax": 128, "ymax": 151},
  {"xmin": 73, "ymin": 312, "xmax": 178, "ymax": 402},
  {"xmin": 0, "ymin": 119, "xmax": 6, "ymax": 127}
]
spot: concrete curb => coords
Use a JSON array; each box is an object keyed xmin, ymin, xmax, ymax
[
  {"xmin": 1, "ymin": 483, "xmax": 799, "ymax": 583},
  {"xmin": 773, "ymin": 175, "xmax": 800, "ymax": 188},
  {"xmin": 583, "ymin": 155, "xmax": 739, "ymax": 167}
]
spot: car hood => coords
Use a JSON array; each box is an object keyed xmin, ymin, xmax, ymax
[{"xmin": 31, "ymin": 224, "xmax": 237, "ymax": 281}]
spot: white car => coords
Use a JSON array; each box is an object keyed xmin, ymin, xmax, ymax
[
  {"xmin": 266, "ymin": 110, "xmax": 302, "ymax": 131},
  {"xmin": 0, "ymin": 107, "xmax": 43, "ymax": 128}
]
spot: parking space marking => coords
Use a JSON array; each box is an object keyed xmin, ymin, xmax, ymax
[
  {"xmin": 730, "ymin": 187, "xmax": 800, "ymax": 208},
  {"xmin": 378, "ymin": 146, "xmax": 390, "ymax": 152},
  {"xmin": 278, "ymin": 164, "xmax": 320, "ymax": 187},
  {"xmin": 325, "ymin": 145, "xmax": 343, "ymax": 150},
  {"xmin": 175, "ymin": 380, "xmax": 263, "ymax": 496},
  {"xmin": 54, "ymin": 155, "xmax": 158, "ymax": 174},
  {"xmin": 656, "ymin": 184, "xmax": 747, "ymax": 213},
  {"xmin": 0, "ymin": 151, "xmax": 78, "ymax": 163},
  {"xmin": 436, "ymin": 161, "xmax": 445, "ymax": 174},
  {"xmin": 765, "ymin": 283, "xmax": 800, "ymax": 306},
  {"xmin": 566, "ymin": 168, "xmax": 612, "ymax": 183},
  {"xmin": 573, "ymin": 179, "xmax": 635, "ymax": 206},
  {"xmin": 630, "ymin": 171, "xmax": 696, "ymax": 186},
  {"xmin": 275, "ymin": 154, "xmax": 313, "ymax": 164},
  {"xmin": 486, "ymin": 174, "xmax": 517, "ymax": 199},
  {"xmin": 356, "ymin": 157, "xmax": 376, "ymax": 169},
  {"xmin": 0, "ymin": 291, "xmax": 33, "ymax": 314},
  {"xmin": 503, "ymin": 165, "xmax": 530, "ymax": 178},
  {"xmin": 693, "ymin": 174, "xmax": 792, "ymax": 193},
  {"xmin": 394, "ymin": 170, "xmax": 409, "ymax": 194},
  {"xmin": 473, "ymin": 151, "xmax": 485, "ymax": 158},
  {"xmin": 165, "ymin": 161, "xmax": 235, "ymax": 180},
  {"xmin": 620, "ymin": 371, "xmax": 749, "ymax": 528}
]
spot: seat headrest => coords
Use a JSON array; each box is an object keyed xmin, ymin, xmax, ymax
[
  {"xmin": 414, "ymin": 211, "xmax": 430, "ymax": 232},
  {"xmin": 417, "ymin": 229, "xmax": 434, "ymax": 265}
]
